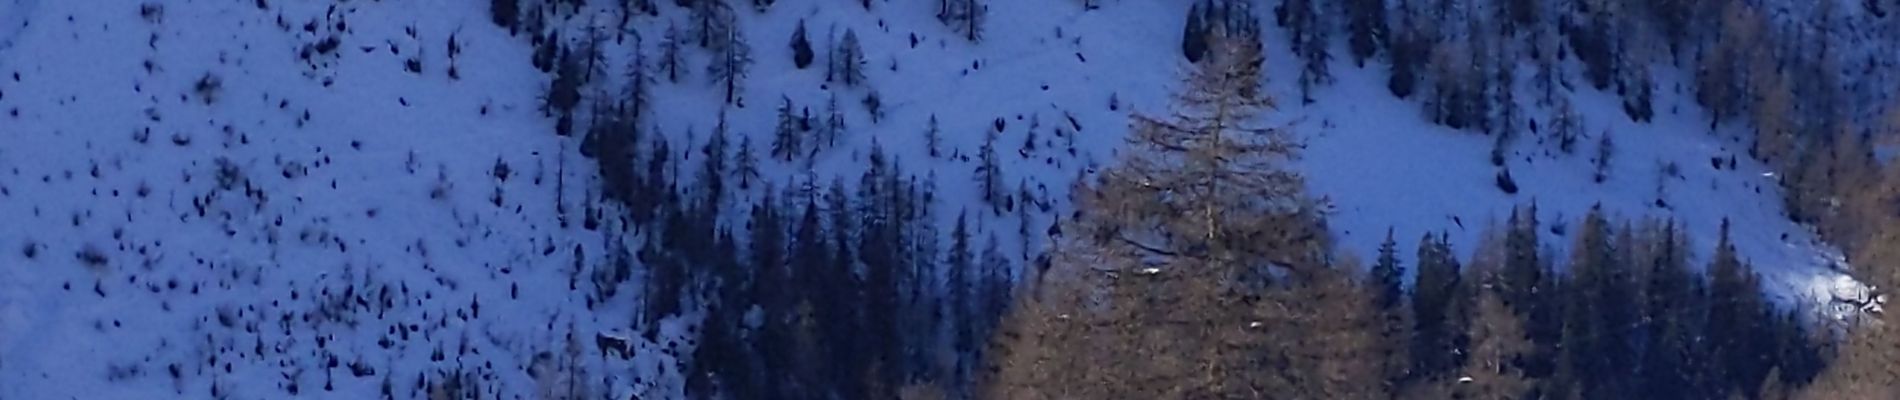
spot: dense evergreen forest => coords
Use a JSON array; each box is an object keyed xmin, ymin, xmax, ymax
[{"xmin": 489, "ymin": 0, "xmax": 1900, "ymax": 398}]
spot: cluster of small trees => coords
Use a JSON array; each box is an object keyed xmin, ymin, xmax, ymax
[
  {"xmin": 1181, "ymin": 0, "xmax": 1263, "ymax": 64},
  {"xmin": 580, "ymin": 91, "xmax": 1022, "ymax": 399},
  {"xmin": 664, "ymin": 151, "xmax": 1021, "ymax": 400},
  {"xmin": 1264, "ymin": 0, "xmax": 1808, "ymax": 137}
]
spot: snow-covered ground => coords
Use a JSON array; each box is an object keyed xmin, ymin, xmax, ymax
[{"xmin": 0, "ymin": 0, "xmax": 1873, "ymax": 397}]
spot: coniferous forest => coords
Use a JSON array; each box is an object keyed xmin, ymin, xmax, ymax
[{"xmin": 502, "ymin": 0, "xmax": 1900, "ymax": 398}]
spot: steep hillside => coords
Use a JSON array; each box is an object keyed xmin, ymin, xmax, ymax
[
  {"xmin": 0, "ymin": 0, "xmax": 678, "ymax": 398},
  {"xmin": 0, "ymin": 0, "xmax": 1876, "ymax": 398}
]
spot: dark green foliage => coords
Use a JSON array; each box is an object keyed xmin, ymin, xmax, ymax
[
  {"xmin": 1595, "ymin": 131, "xmax": 1614, "ymax": 183},
  {"xmin": 1496, "ymin": 168, "xmax": 1518, "ymax": 194},
  {"xmin": 1570, "ymin": 10, "xmax": 1617, "ymax": 90},
  {"xmin": 771, "ymin": 96, "xmax": 802, "ymax": 162},
  {"xmin": 547, "ymin": 48, "xmax": 583, "ymax": 120},
  {"xmin": 1410, "ymin": 232, "xmax": 1466, "ymax": 380},
  {"xmin": 924, "ymin": 114, "xmax": 943, "ymax": 158},
  {"xmin": 588, "ymin": 108, "xmax": 642, "ymax": 208},
  {"xmin": 1345, "ymin": 0, "xmax": 1387, "ymax": 66},
  {"xmin": 1706, "ymin": 219, "xmax": 1771, "ymax": 397},
  {"xmin": 1182, "ymin": 3, "xmax": 1208, "ymax": 63},
  {"xmin": 1284, "ymin": 0, "xmax": 1329, "ymax": 104},
  {"xmin": 707, "ymin": 11, "xmax": 751, "ymax": 105},
  {"xmin": 940, "ymin": 0, "xmax": 985, "ymax": 43},
  {"xmin": 836, "ymin": 29, "xmax": 867, "ymax": 87},
  {"xmin": 490, "ymin": 0, "xmax": 518, "ymax": 32},
  {"xmin": 1371, "ymin": 229, "xmax": 1405, "ymax": 311},
  {"xmin": 1559, "ymin": 209, "xmax": 1639, "ymax": 398},
  {"xmin": 660, "ymin": 23, "xmax": 683, "ymax": 82},
  {"xmin": 976, "ymin": 127, "xmax": 1004, "ymax": 215},
  {"xmin": 735, "ymin": 137, "xmax": 759, "ymax": 190},
  {"xmin": 1387, "ymin": 31, "xmax": 1419, "ymax": 99},
  {"xmin": 790, "ymin": 20, "xmax": 813, "ymax": 69},
  {"xmin": 699, "ymin": 115, "xmax": 731, "ymax": 214}
]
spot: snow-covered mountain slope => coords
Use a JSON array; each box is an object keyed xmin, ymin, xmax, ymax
[
  {"xmin": 0, "ymin": 0, "xmax": 1870, "ymax": 397},
  {"xmin": 1295, "ymin": 62, "xmax": 1857, "ymax": 306},
  {"xmin": 0, "ymin": 0, "xmax": 682, "ymax": 398},
  {"xmin": 668, "ymin": 0, "xmax": 1862, "ymax": 304}
]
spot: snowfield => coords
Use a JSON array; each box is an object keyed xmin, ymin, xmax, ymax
[{"xmin": 0, "ymin": 0, "xmax": 1873, "ymax": 398}]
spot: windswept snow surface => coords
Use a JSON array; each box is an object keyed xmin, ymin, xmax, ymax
[{"xmin": 0, "ymin": 0, "xmax": 1871, "ymax": 397}]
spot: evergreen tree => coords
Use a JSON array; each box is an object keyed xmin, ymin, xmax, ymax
[
  {"xmin": 924, "ymin": 114, "xmax": 943, "ymax": 158},
  {"xmin": 622, "ymin": 40, "xmax": 653, "ymax": 120},
  {"xmin": 1489, "ymin": 36, "xmax": 1522, "ymax": 137},
  {"xmin": 1369, "ymin": 228, "xmax": 1410, "ymax": 393},
  {"xmin": 1426, "ymin": 41, "xmax": 1477, "ymax": 131},
  {"xmin": 1411, "ymin": 232, "xmax": 1466, "ymax": 381},
  {"xmin": 699, "ymin": 115, "xmax": 731, "ymax": 214},
  {"xmin": 946, "ymin": 211, "xmax": 977, "ymax": 392},
  {"xmin": 941, "ymin": 0, "xmax": 985, "ymax": 43},
  {"xmin": 1708, "ymin": 219, "xmax": 1769, "ymax": 397},
  {"xmin": 660, "ymin": 23, "xmax": 684, "ymax": 82},
  {"xmin": 589, "ymin": 107, "xmax": 643, "ymax": 209},
  {"xmin": 837, "ymin": 29, "xmax": 867, "ymax": 87},
  {"xmin": 1015, "ymin": 179, "xmax": 1037, "ymax": 257},
  {"xmin": 1554, "ymin": 96, "xmax": 1581, "ymax": 154},
  {"xmin": 1285, "ymin": 0, "xmax": 1330, "ymax": 104},
  {"xmin": 644, "ymin": 135, "xmax": 674, "ymax": 221},
  {"xmin": 547, "ymin": 48, "xmax": 584, "ymax": 123},
  {"xmin": 1637, "ymin": 221, "xmax": 1704, "ymax": 400},
  {"xmin": 1501, "ymin": 205, "xmax": 1565, "ymax": 393},
  {"xmin": 1021, "ymin": 121, "xmax": 1040, "ymax": 156},
  {"xmin": 707, "ymin": 12, "xmax": 752, "ymax": 105},
  {"xmin": 735, "ymin": 136, "xmax": 759, "ymax": 190},
  {"xmin": 1595, "ymin": 131, "xmax": 1614, "ymax": 183},
  {"xmin": 975, "ymin": 125, "xmax": 1004, "ymax": 215},
  {"xmin": 1345, "ymin": 0, "xmax": 1387, "ymax": 67},
  {"xmin": 1570, "ymin": 0, "xmax": 1617, "ymax": 90},
  {"xmin": 820, "ymin": 93, "xmax": 846, "ymax": 152},
  {"xmin": 1531, "ymin": 23, "xmax": 1563, "ymax": 107},
  {"xmin": 1371, "ymin": 228, "xmax": 1405, "ymax": 313},
  {"xmin": 1387, "ymin": 0, "xmax": 1422, "ymax": 98},
  {"xmin": 790, "ymin": 19, "xmax": 814, "ymax": 69},
  {"xmin": 855, "ymin": 144, "xmax": 904, "ymax": 397},
  {"xmin": 689, "ymin": 0, "xmax": 732, "ymax": 49},
  {"xmin": 898, "ymin": 176, "xmax": 942, "ymax": 385},
  {"xmin": 771, "ymin": 96, "xmax": 801, "ymax": 162},
  {"xmin": 1182, "ymin": 2, "xmax": 1209, "ymax": 63},
  {"xmin": 822, "ymin": 178, "xmax": 868, "ymax": 396},
  {"xmin": 784, "ymin": 198, "xmax": 831, "ymax": 398},
  {"xmin": 690, "ymin": 228, "xmax": 752, "ymax": 400},
  {"xmin": 1503, "ymin": 0, "xmax": 1538, "ymax": 34},
  {"xmin": 1560, "ymin": 207, "xmax": 1640, "ymax": 399}
]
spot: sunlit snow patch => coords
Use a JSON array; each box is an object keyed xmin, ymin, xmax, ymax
[{"xmin": 1793, "ymin": 270, "xmax": 1884, "ymax": 322}]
